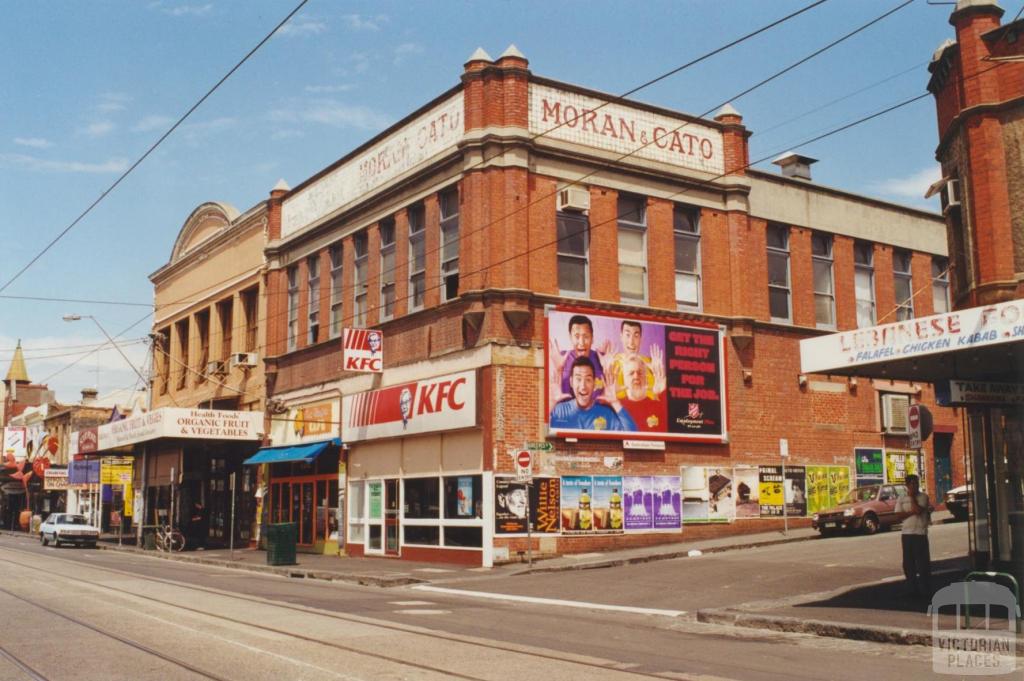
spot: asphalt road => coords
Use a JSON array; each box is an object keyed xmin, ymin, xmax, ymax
[{"xmin": 0, "ymin": 525, "xmax": 980, "ymax": 681}]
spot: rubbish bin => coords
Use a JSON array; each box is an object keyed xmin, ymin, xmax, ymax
[
  {"xmin": 266, "ymin": 522, "xmax": 297, "ymax": 566},
  {"xmin": 142, "ymin": 526, "xmax": 157, "ymax": 551}
]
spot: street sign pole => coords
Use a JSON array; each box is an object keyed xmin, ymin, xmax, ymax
[
  {"xmin": 526, "ymin": 481, "xmax": 533, "ymax": 568},
  {"xmin": 230, "ymin": 472, "xmax": 236, "ymax": 561},
  {"xmin": 780, "ymin": 439, "xmax": 789, "ymax": 535},
  {"xmin": 516, "ymin": 446, "xmax": 534, "ymax": 568}
]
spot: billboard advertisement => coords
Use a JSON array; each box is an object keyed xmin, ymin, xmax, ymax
[
  {"xmin": 494, "ymin": 477, "xmax": 561, "ymax": 535},
  {"xmin": 343, "ymin": 328, "xmax": 384, "ymax": 373},
  {"xmin": 758, "ymin": 465, "xmax": 785, "ymax": 517},
  {"xmin": 546, "ymin": 308, "xmax": 726, "ymax": 442},
  {"xmin": 885, "ymin": 450, "xmax": 924, "ymax": 487},
  {"xmin": 734, "ymin": 466, "xmax": 760, "ymax": 518}
]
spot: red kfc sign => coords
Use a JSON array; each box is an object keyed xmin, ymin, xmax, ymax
[
  {"xmin": 342, "ymin": 370, "xmax": 476, "ymax": 442},
  {"xmin": 343, "ymin": 328, "xmax": 384, "ymax": 373}
]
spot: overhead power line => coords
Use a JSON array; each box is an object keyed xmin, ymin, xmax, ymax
[{"xmin": 0, "ymin": 0, "xmax": 310, "ymax": 297}]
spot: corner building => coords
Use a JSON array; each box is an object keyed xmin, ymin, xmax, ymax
[{"xmin": 265, "ymin": 47, "xmax": 964, "ymax": 566}]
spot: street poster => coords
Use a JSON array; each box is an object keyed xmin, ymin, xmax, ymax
[
  {"xmin": 653, "ymin": 475, "xmax": 681, "ymax": 529},
  {"xmin": 707, "ymin": 467, "xmax": 735, "ymax": 522},
  {"xmin": 560, "ymin": 475, "xmax": 593, "ymax": 533},
  {"xmin": 734, "ymin": 466, "xmax": 760, "ymax": 518},
  {"xmin": 855, "ymin": 447, "xmax": 884, "ymax": 487},
  {"xmin": 495, "ymin": 477, "xmax": 561, "ymax": 535},
  {"xmin": 100, "ymin": 457, "xmax": 133, "ymax": 486},
  {"xmin": 806, "ymin": 465, "xmax": 852, "ymax": 514},
  {"xmin": 758, "ymin": 465, "xmax": 785, "ymax": 517},
  {"xmin": 456, "ymin": 476, "xmax": 474, "ymax": 517},
  {"xmin": 623, "ymin": 475, "xmax": 654, "ymax": 530},
  {"xmin": 681, "ymin": 466, "xmax": 710, "ymax": 523},
  {"xmin": 785, "ymin": 466, "xmax": 807, "ymax": 517},
  {"xmin": 592, "ymin": 475, "xmax": 624, "ymax": 532},
  {"xmin": 546, "ymin": 308, "xmax": 726, "ymax": 442},
  {"xmin": 885, "ymin": 450, "xmax": 924, "ymax": 487}
]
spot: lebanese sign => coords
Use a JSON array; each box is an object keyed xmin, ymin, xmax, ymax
[
  {"xmin": 530, "ymin": 83, "xmax": 724, "ymax": 175},
  {"xmin": 937, "ymin": 380, "xmax": 1024, "ymax": 406},
  {"xmin": 269, "ymin": 399, "xmax": 339, "ymax": 446},
  {"xmin": 801, "ymin": 299, "xmax": 1024, "ymax": 374},
  {"xmin": 71, "ymin": 408, "xmax": 263, "ymax": 453},
  {"xmin": 342, "ymin": 370, "xmax": 476, "ymax": 442},
  {"xmin": 282, "ymin": 93, "xmax": 464, "ymax": 238},
  {"xmin": 343, "ymin": 328, "xmax": 384, "ymax": 373},
  {"xmin": 547, "ymin": 308, "xmax": 726, "ymax": 442}
]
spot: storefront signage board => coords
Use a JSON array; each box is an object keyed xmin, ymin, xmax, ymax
[
  {"xmin": 43, "ymin": 468, "xmax": 69, "ymax": 491},
  {"xmin": 342, "ymin": 370, "xmax": 476, "ymax": 442},
  {"xmin": 342, "ymin": 328, "xmax": 384, "ymax": 373},
  {"xmin": 3, "ymin": 427, "xmax": 26, "ymax": 462},
  {"xmin": 270, "ymin": 400, "xmax": 339, "ymax": 446},
  {"xmin": 72, "ymin": 408, "xmax": 263, "ymax": 453},
  {"xmin": 937, "ymin": 380, "xmax": 1024, "ymax": 406}
]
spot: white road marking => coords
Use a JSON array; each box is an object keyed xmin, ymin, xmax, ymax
[
  {"xmin": 413, "ymin": 585, "xmax": 687, "ymax": 617},
  {"xmin": 824, "ymin": 563, "xmax": 839, "ymax": 567},
  {"xmin": 389, "ymin": 600, "xmax": 435, "ymax": 606},
  {"xmin": 392, "ymin": 609, "xmax": 450, "ymax": 615}
]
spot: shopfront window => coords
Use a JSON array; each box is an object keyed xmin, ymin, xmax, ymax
[
  {"xmin": 404, "ymin": 477, "xmax": 440, "ymax": 519},
  {"xmin": 444, "ymin": 475, "xmax": 482, "ymax": 519}
]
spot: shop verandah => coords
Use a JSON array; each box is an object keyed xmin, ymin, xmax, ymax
[{"xmin": 800, "ymin": 299, "xmax": 1024, "ymax": 583}]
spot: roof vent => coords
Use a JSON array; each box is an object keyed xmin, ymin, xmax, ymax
[{"xmin": 772, "ymin": 152, "xmax": 818, "ymax": 181}]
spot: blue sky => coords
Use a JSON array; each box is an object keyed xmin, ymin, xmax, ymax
[{"xmin": 1, "ymin": 0, "xmax": 1007, "ymax": 402}]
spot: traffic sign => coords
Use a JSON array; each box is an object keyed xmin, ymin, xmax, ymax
[
  {"xmin": 515, "ymin": 449, "xmax": 532, "ymax": 482},
  {"xmin": 525, "ymin": 441, "xmax": 553, "ymax": 452},
  {"xmin": 908, "ymin": 404, "xmax": 922, "ymax": 449}
]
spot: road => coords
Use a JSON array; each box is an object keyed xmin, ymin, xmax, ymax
[{"xmin": 0, "ymin": 523, "xmax": 982, "ymax": 680}]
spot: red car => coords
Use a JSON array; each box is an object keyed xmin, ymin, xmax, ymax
[{"xmin": 812, "ymin": 484, "xmax": 909, "ymax": 536}]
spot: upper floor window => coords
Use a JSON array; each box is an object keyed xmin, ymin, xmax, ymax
[
  {"xmin": 440, "ymin": 189, "xmax": 460, "ymax": 301},
  {"xmin": 766, "ymin": 223, "xmax": 791, "ymax": 322},
  {"xmin": 353, "ymin": 232, "xmax": 368, "ymax": 327},
  {"xmin": 674, "ymin": 204, "xmax": 701, "ymax": 310},
  {"xmin": 195, "ymin": 309, "xmax": 210, "ymax": 382},
  {"xmin": 380, "ymin": 219, "xmax": 396, "ymax": 320},
  {"xmin": 617, "ymin": 194, "xmax": 647, "ymax": 304},
  {"xmin": 174, "ymin": 317, "xmax": 190, "ymax": 390},
  {"xmin": 217, "ymin": 297, "xmax": 233, "ymax": 360},
  {"xmin": 893, "ymin": 249, "xmax": 914, "ymax": 321},
  {"xmin": 932, "ymin": 257, "xmax": 950, "ymax": 314},
  {"xmin": 286, "ymin": 265, "xmax": 299, "ymax": 352},
  {"xmin": 408, "ymin": 204, "xmax": 426, "ymax": 311},
  {"xmin": 307, "ymin": 254, "xmax": 321, "ymax": 344},
  {"xmin": 811, "ymin": 233, "xmax": 835, "ymax": 329},
  {"xmin": 241, "ymin": 286, "xmax": 258, "ymax": 352},
  {"xmin": 328, "ymin": 244, "xmax": 343, "ymax": 338},
  {"xmin": 556, "ymin": 211, "xmax": 589, "ymax": 297},
  {"xmin": 854, "ymin": 241, "xmax": 875, "ymax": 328}
]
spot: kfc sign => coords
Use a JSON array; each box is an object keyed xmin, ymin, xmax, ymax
[
  {"xmin": 343, "ymin": 328, "xmax": 384, "ymax": 373},
  {"xmin": 342, "ymin": 370, "xmax": 476, "ymax": 441}
]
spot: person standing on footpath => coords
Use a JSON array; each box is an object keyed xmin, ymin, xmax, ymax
[{"xmin": 895, "ymin": 474, "xmax": 932, "ymax": 597}]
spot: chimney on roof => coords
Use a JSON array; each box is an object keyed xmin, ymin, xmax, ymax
[
  {"xmin": 772, "ymin": 152, "xmax": 818, "ymax": 181},
  {"xmin": 81, "ymin": 388, "xmax": 98, "ymax": 405}
]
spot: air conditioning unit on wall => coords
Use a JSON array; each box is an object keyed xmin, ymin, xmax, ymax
[
  {"xmin": 557, "ymin": 187, "xmax": 590, "ymax": 212},
  {"xmin": 230, "ymin": 352, "xmax": 258, "ymax": 369},
  {"xmin": 881, "ymin": 394, "xmax": 910, "ymax": 434},
  {"xmin": 941, "ymin": 178, "xmax": 961, "ymax": 214},
  {"xmin": 205, "ymin": 360, "xmax": 226, "ymax": 376}
]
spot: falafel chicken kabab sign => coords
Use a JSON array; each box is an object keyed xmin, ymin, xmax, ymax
[{"xmin": 546, "ymin": 308, "xmax": 727, "ymax": 442}]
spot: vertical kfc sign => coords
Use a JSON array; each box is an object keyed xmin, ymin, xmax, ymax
[
  {"xmin": 343, "ymin": 328, "xmax": 384, "ymax": 373},
  {"xmin": 342, "ymin": 370, "xmax": 476, "ymax": 441}
]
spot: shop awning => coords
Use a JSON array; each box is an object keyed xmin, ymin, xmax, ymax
[{"xmin": 243, "ymin": 439, "xmax": 341, "ymax": 465}]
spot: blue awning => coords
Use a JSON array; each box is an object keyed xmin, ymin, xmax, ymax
[{"xmin": 243, "ymin": 439, "xmax": 340, "ymax": 465}]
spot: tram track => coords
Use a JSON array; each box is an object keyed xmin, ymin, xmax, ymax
[
  {"xmin": 0, "ymin": 642, "xmax": 48, "ymax": 681},
  {"xmin": 0, "ymin": 547, "xmax": 681, "ymax": 680}
]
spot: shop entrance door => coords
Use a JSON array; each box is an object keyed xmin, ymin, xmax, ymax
[
  {"xmin": 384, "ymin": 478, "xmax": 400, "ymax": 556},
  {"xmin": 933, "ymin": 434, "xmax": 953, "ymax": 500}
]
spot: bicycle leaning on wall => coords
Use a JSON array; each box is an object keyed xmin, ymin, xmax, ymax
[{"xmin": 154, "ymin": 524, "xmax": 185, "ymax": 552}]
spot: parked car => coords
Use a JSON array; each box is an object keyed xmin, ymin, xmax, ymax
[
  {"xmin": 39, "ymin": 513, "xmax": 100, "ymax": 548},
  {"xmin": 812, "ymin": 484, "xmax": 908, "ymax": 536},
  {"xmin": 945, "ymin": 485, "xmax": 969, "ymax": 521}
]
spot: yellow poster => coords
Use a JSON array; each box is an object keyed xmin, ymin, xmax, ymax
[
  {"xmin": 124, "ymin": 484, "xmax": 133, "ymax": 517},
  {"xmin": 885, "ymin": 451, "xmax": 923, "ymax": 486}
]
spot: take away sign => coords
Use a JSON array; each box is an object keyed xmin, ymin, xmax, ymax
[{"xmin": 342, "ymin": 370, "xmax": 476, "ymax": 442}]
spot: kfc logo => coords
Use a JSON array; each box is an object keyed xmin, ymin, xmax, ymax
[
  {"xmin": 343, "ymin": 328, "xmax": 384, "ymax": 373},
  {"xmin": 343, "ymin": 370, "xmax": 476, "ymax": 442}
]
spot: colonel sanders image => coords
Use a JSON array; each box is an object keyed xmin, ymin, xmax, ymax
[
  {"xmin": 399, "ymin": 387, "xmax": 413, "ymax": 429},
  {"xmin": 368, "ymin": 331, "xmax": 382, "ymax": 355}
]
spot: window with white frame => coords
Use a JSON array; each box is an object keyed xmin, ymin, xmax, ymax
[
  {"xmin": 329, "ymin": 243, "xmax": 343, "ymax": 338},
  {"xmin": 811, "ymin": 233, "xmax": 835, "ymax": 328},
  {"xmin": 893, "ymin": 249, "xmax": 914, "ymax": 321},
  {"xmin": 307, "ymin": 254, "xmax": 320, "ymax": 344},
  {"xmin": 618, "ymin": 194, "xmax": 647, "ymax": 303},
  {"xmin": 556, "ymin": 211, "xmax": 588, "ymax": 296},
  {"xmin": 408, "ymin": 203, "xmax": 426, "ymax": 310},
  {"xmin": 854, "ymin": 241, "xmax": 876, "ymax": 328},
  {"xmin": 380, "ymin": 219, "xmax": 396, "ymax": 320},
  {"xmin": 286, "ymin": 265, "xmax": 299, "ymax": 351},
  {"xmin": 353, "ymin": 232, "xmax": 368, "ymax": 327},
  {"xmin": 401, "ymin": 475, "xmax": 483, "ymax": 548},
  {"xmin": 932, "ymin": 256, "xmax": 950, "ymax": 314},
  {"xmin": 674, "ymin": 204, "xmax": 701, "ymax": 310},
  {"xmin": 766, "ymin": 223, "xmax": 791, "ymax": 321},
  {"xmin": 439, "ymin": 189, "xmax": 460, "ymax": 301}
]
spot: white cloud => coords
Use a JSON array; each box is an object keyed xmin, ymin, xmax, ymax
[
  {"xmin": 132, "ymin": 115, "xmax": 175, "ymax": 133},
  {"xmin": 96, "ymin": 92, "xmax": 132, "ymax": 113},
  {"xmin": 342, "ymin": 13, "xmax": 388, "ymax": 31},
  {"xmin": 13, "ymin": 137, "xmax": 53, "ymax": 149},
  {"xmin": 279, "ymin": 17, "xmax": 327, "ymax": 37},
  {"xmin": 158, "ymin": 3, "xmax": 213, "ymax": 17},
  {"xmin": 84, "ymin": 121, "xmax": 115, "ymax": 138},
  {"xmin": 304, "ymin": 84, "xmax": 354, "ymax": 94},
  {"xmin": 869, "ymin": 166, "xmax": 942, "ymax": 202},
  {"xmin": 348, "ymin": 52, "xmax": 371, "ymax": 75},
  {"xmin": 270, "ymin": 129, "xmax": 305, "ymax": 141},
  {"xmin": 270, "ymin": 100, "xmax": 390, "ymax": 131},
  {"xmin": 0, "ymin": 153, "xmax": 129, "ymax": 174},
  {"xmin": 393, "ymin": 42, "xmax": 423, "ymax": 66}
]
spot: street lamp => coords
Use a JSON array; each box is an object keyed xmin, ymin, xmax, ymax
[{"xmin": 63, "ymin": 314, "xmax": 149, "ymax": 388}]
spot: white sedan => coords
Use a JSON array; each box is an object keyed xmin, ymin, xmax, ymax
[{"xmin": 39, "ymin": 513, "xmax": 100, "ymax": 548}]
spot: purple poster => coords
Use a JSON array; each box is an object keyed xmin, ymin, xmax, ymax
[
  {"xmin": 622, "ymin": 476, "xmax": 653, "ymax": 530},
  {"xmin": 653, "ymin": 475, "xmax": 682, "ymax": 529}
]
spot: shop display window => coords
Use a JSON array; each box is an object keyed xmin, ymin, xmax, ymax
[
  {"xmin": 443, "ymin": 475, "xmax": 482, "ymax": 519},
  {"xmin": 404, "ymin": 525, "xmax": 440, "ymax": 546},
  {"xmin": 404, "ymin": 477, "xmax": 440, "ymax": 518},
  {"xmin": 443, "ymin": 526, "xmax": 482, "ymax": 548}
]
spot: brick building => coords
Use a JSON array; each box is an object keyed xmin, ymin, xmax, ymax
[
  {"xmin": 261, "ymin": 46, "xmax": 964, "ymax": 565},
  {"xmin": 802, "ymin": 0, "xmax": 1022, "ymax": 580}
]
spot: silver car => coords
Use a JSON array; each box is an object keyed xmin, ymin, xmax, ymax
[{"xmin": 39, "ymin": 513, "xmax": 100, "ymax": 548}]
